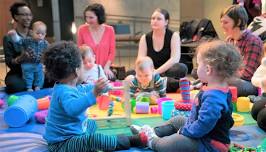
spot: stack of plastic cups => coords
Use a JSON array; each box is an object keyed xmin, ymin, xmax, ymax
[
  {"xmin": 179, "ymin": 77, "xmax": 190, "ymax": 102},
  {"xmin": 229, "ymin": 86, "xmax": 237, "ymax": 112}
]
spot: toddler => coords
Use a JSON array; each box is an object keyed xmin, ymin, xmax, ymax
[
  {"xmin": 9, "ymin": 21, "xmax": 48, "ymax": 91},
  {"xmin": 131, "ymin": 40, "xmax": 242, "ymax": 152},
  {"xmin": 42, "ymin": 41, "xmax": 145, "ymax": 151}
]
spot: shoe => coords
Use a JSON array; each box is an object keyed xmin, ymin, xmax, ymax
[
  {"xmin": 34, "ymin": 86, "xmax": 40, "ymax": 91},
  {"xmin": 27, "ymin": 88, "xmax": 33, "ymax": 92},
  {"xmin": 140, "ymin": 125, "xmax": 157, "ymax": 149},
  {"xmin": 130, "ymin": 125, "xmax": 142, "ymax": 135}
]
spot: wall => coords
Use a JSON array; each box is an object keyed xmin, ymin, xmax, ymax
[
  {"xmin": 203, "ymin": 0, "xmax": 231, "ymax": 40},
  {"xmin": 73, "ymin": 0, "xmax": 180, "ymax": 69}
]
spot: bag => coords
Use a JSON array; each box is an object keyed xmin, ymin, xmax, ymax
[{"xmin": 180, "ymin": 18, "xmax": 218, "ymax": 43}]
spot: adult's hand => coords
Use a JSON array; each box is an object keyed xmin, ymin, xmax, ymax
[
  {"xmin": 15, "ymin": 48, "xmax": 35, "ymax": 63},
  {"xmin": 104, "ymin": 66, "xmax": 115, "ymax": 80}
]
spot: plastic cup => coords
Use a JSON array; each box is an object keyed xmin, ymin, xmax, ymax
[
  {"xmin": 156, "ymin": 97, "xmax": 173, "ymax": 114},
  {"xmin": 162, "ymin": 101, "xmax": 175, "ymax": 120},
  {"xmin": 97, "ymin": 95, "xmax": 110, "ymax": 110}
]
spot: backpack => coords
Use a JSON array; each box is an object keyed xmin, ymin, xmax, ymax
[
  {"xmin": 180, "ymin": 20, "xmax": 200, "ymax": 43},
  {"xmin": 180, "ymin": 18, "xmax": 218, "ymax": 43}
]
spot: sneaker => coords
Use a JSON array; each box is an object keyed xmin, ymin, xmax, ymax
[
  {"xmin": 34, "ymin": 86, "xmax": 40, "ymax": 91},
  {"xmin": 140, "ymin": 125, "xmax": 158, "ymax": 149},
  {"xmin": 27, "ymin": 88, "xmax": 33, "ymax": 92},
  {"xmin": 130, "ymin": 125, "xmax": 142, "ymax": 135}
]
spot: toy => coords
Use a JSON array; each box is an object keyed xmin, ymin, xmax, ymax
[
  {"xmin": 179, "ymin": 77, "xmax": 190, "ymax": 102},
  {"xmin": 156, "ymin": 97, "xmax": 173, "ymax": 114},
  {"xmin": 7, "ymin": 95, "xmax": 19, "ymax": 106},
  {"xmin": 232, "ymin": 113, "xmax": 244, "ymax": 126},
  {"xmin": 174, "ymin": 102, "xmax": 192, "ymax": 111},
  {"xmin": 0, "ymin": 99, "xmax": 4, "ymax": 108},
  {"xmin": 135, "ymin": 102, "xmax": 149, "ymax": 114},
  {"xmin": 150, "ymin": 107, "xmax": 158, "ymax": 114},
  {"xmin": 35, "ymin": 110, "xmax": 48, "ymax": 124},
  {"xmin": 4, "ymin": 95, "xmax": 37, "ymax": 127},
  {"xmin": 236, "ymin": 97, "xmax": 251, "ymax": 112},
  {"xmin": 162, "ymin": 101, "xmax": 175, "ymax": 120},
  {"xmin": 107, "ymin": 101, "xmax": 114, "ymax": 116},
  {"xmin": 37, "ymin": 96, "xmax": 51, "ymax": 110}
]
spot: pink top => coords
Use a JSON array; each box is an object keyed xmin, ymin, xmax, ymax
[{"xmin": 77, "ymin": 24, "xmax": 116, "ymax": 67}]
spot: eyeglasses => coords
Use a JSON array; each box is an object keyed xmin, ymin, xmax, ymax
[{"xmin": 16, "ymin": 13, "xmax": 33, "ymax": 17}]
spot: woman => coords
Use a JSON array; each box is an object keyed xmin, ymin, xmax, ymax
[
  {"xmin": 220, "ymin": 5, "xmax": 264, "ymax": 96},
  {"xmin": 137, "ymin": 8, "xmax": 188, "ymax": 92},
  {"xmin": 3, "ymin": 2, "xmax": 33, "ymax": 93},
  {"xmin": 77, "ymin": 3, "xmax": 115, "ymax": 80}
]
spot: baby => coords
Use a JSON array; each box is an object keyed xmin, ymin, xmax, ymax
[
  {"xmin": 126, "ymin": 56, "xmax": 166, "ymax": 103},
  {"xmin": 9, "ymin": 21, "xmax": 48, "ymax": 91},
  {"xmin": 79, "ymin": 45, "xmax": 107, "ymax": 84}
]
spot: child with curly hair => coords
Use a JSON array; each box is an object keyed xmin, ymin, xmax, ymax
[
  {"xmin": 42, "ymin": 41, "xmax": 145, "ymax": 151},
  {"xmin": 131, "ymin": 40, "xmax": 242, "ymax": 152}
]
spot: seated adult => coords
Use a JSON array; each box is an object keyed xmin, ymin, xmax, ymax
[
  {"xmin": 77, "ymin": 3, "xmax": 115, "ymax": 80},
  {"xmin": 3, "ymin": 2, "xmax": 33, "ymax": 93},
  {"xmin": 220, "ymin": 5, "xmax": 264, "ymax": 96},
  {"xmin": 137, "ymin": 8, "xmax": 188, "ymax": 92}
]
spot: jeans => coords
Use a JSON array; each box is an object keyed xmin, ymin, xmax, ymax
[{"xmin": 21, "ymin": 63, "xmax": 44, "ymax": 89}]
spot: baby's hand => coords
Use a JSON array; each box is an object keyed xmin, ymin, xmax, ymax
[
  {"xmin": 93, "ymin": 77, "xmax": 109, "ymax": 96},
  {"xmin": 8, "ymin": 29, "xmax": 17, "ymax": 36}
]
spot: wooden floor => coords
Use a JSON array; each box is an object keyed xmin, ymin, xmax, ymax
[{"xmin": 0, "ymin": 62, "xmax": 8, "ymax": 87}]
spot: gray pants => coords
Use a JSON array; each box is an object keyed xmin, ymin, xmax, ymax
[{"xmin": 152, "ymin": 116, "xmax": 199, "ymax": 152}]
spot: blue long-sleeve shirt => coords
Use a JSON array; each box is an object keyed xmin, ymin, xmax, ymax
[
  {"xmin": 180, "ymin": 87, "xmax": 233, "ymax": 152},
  {"xmin": 43, "ymin": 83, "xmax": 96, "ymax": 144}
]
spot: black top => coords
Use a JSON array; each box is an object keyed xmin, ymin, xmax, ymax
[{"xmin": 146, "ymin": 28, "xmax": 173, "ymax": 69}]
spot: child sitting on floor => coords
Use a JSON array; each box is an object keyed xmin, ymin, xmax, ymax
[
  {"xmin": 125, "ymin": 56, "xmax": 166, "ymax": 104},
  {"xmin": 131, "ymin": 40, "xmax": 242, "ymax": 152},
  {"xmin": 42, "ymin": 41, "xmax": 145, "ymax": 151},
  {"xmin": 9, "ymin": 21, "xmax": 48, "ymax": 91},
  {"xmin": 79, "ymin": 45, "xmax": 107, "ymax": 84}
]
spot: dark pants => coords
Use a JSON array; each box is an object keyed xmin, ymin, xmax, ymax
[
  {"xmin": 126, "ymin": 63, "xmax": 188, "ymax": 93},
  {"xmin": 152, "ymin": 116, "xmax": 199, "ymax": 152},
  {"xmin": 5, "ymin": 72, "xmax": 26, "ymax": 94},
  {"xmin": 5, "ymin": 71, "xmax": 55, "ymax": 94},
  {"xmin": 228, "ymin": 78, "xmax": 258, "ymax": 97},
  {"xmin": 251, "ymin": 94, "xmax": 266, "ymax": 131}
]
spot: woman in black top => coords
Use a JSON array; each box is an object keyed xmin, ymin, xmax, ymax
[
  {"xmin": 138, "ymin": 8, "xmax": 188, "ymax": 92},
  {"xmin": 3, "ymin": 2, "xmax": 33, "ymax": 93}
]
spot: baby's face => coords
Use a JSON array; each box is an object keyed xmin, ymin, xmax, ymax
[
  {"xmin": 136, "ymin": 67, "xmax": 153, "ymax": 86},
  {"xmin": 32, "ymin": 25, "xmax": 46, "ymax": 41},
  {"xmin": 83, "ymin": 55, "xmax": 95, "ymax": 70}
]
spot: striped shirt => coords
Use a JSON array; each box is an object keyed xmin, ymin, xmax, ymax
[{"xmin": 129, "ymin": 73, "xmax": 166, "ymax": 98}]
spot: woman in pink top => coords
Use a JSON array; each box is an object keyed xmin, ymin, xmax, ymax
[{"xmin": 77, "ymin": 3, "xmax": 115, "ymax": 79}]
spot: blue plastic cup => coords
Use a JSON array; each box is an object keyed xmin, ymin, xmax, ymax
[
  {"xmin": 162, "ymin": 101, "xmax": 175, "ymax": 120},
  {"xmin": 4, "ymin": 95, "xmax": 37, "ymax": 127}
]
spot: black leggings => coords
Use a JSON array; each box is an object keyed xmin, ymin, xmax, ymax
[{"xmin": 251, "ymin": 95, "xmax": 266, "ymax": 131}]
